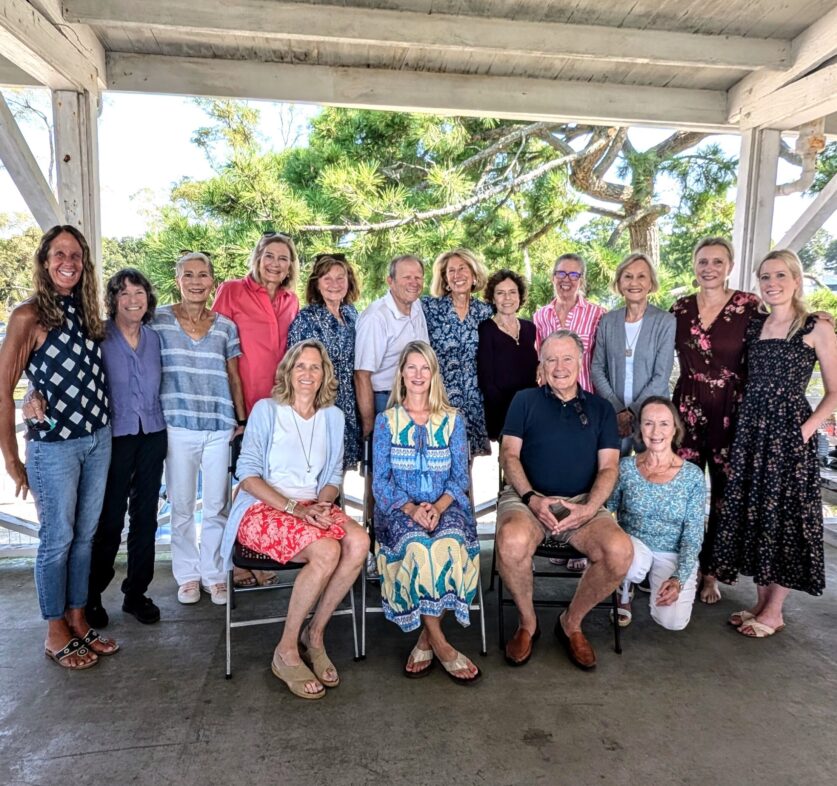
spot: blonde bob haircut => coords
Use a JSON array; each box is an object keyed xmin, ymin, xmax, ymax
[
  {"xmin": 611, "ymin": 252, "xmax": 660, "ymax": 296},
  {"xmin": 429, "ymin": 248, "xmax": 489, "ymax": 298},
  {"xmin": 249, "ymin": 232, "xmax": 299, "ymax": 292},
  {"xmin": 692, "ymin": 236, "xmax": 734, "ymax": 267},
  {"xmin": 387, "ymin": 340, "xmax": 455, "ymax": 418},
  {"xmin": 271, "ymin": 338, "xmax": 338, "ymax": 410},
  {"xmin": 756, "ymin": 248, "xmax": 809, "ymax": 339}
]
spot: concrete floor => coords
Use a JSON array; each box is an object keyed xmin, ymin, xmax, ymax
[{"xmin": 1, "ymin": 544, "xmax": 836, "ymax": 786}]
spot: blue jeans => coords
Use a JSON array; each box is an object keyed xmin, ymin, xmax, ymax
[
  {"xmin": 373, "ymin": 391, "xmax": 391, "ymax": 415},
  {"xmin": 26, "ymin": 426, "xmax": 112, "ymax": 620}
]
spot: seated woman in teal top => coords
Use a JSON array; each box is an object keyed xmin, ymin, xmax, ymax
[{"xmin": 607, "ymin": 396, "xmax": 705, "ymax": 630}]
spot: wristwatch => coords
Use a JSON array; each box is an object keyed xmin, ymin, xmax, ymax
[
  {"xmin": 520, "ymin": 490, "xmax": 538, "ymax": 507},
  {"xmin": 284, "ymin": 498, "xmax": 298, "ymax": 516}
]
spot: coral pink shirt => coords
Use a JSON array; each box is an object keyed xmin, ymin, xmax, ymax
[{"xmin": 212, "ymin": 275, "xmax": 299, "ymax": 414}]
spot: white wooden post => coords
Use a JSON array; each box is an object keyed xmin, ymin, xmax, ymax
[
  {"xmin": 732, "ymin": 128, "xmax": 780, "ymax": 292},
  {"xmin": 776, "ymin": 173, "xmax": 837, "ymax": 252},
  {"xmin": 52, "ymin": 88, "xmax": 101, "ymax": 272}
]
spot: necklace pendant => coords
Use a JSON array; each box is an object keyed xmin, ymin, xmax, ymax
[{"xmin": 625, "ymin": 348, "xmax": 633, "ymax": 357}]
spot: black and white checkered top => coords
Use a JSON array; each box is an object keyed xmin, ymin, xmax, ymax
[{"xmin": 25, "ymin": 296, "xmax": 110, "ymax": 442}]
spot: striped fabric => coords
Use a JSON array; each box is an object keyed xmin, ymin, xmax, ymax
[{"xmin": 532, "ymin": 295, "xmax": 606, "ymax": 393}]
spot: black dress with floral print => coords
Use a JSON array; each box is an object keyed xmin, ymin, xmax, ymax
[
  {"xmin": 710, "ymin": 315, "xmax": 824, "ymax": 595},
  {"xmin": 671, "ymin": 290, "xmax": 761, "ymax": 571}
]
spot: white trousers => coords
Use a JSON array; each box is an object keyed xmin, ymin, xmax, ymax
[
  {"xmin": 165, "ymin": 426, "xmax": 232, "ymax": 586},
  {"xmin": 623, "ymin": 536, "xmax": 698, "ymax": 631}
]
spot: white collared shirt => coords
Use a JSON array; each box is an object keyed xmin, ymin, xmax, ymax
[{"xmin": 354, "ymin": 291, "xmax": 429, "ymax": 391}]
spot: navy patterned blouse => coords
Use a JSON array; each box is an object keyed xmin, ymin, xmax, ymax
[
  {"xmin": 288, "ymin": 303, "xmax": 361, "ymax": 468},
  {"xmin": 421, "ymin": 294, "xmax": 493, "ymax": 457}
]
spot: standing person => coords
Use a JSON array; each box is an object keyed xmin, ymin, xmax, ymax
[
  {"xmin": 670, "ymin": 237, "xmax": 760, "ymax": 605},
  {"xmin": 421, "ymin": 248, "xmax": 493, "ymax": 457},
  {"xmin": 591, "ymin": 253, "xmax": 675, "ymax": 455},
  {"xmin": 88, "ymin": 269, "xmax": 167, "ymax": 627},
  {"xmin": 0, "ymin": 225, "xmax": 116, "ymax": 669},
  {"xmin": 477, "ymin": 269, "xmax": 539, "ymax": 442},
  {"xmin": 532, "ymin": 253, "xmax": 606, "ymax": 394},
  {"xmin": 373, "ymin": 341, "xmax": 481, "ymax": 684},
  {"xmin": 213, "ymin": 231, "xmax": 300, "ymax": 414},
  {"xmin": 711, "ymin": 250, "xmax": 837, "ymax": 638},
  {"xmin": 288, "ymin": 253, "xmax": 361, "ymax": 469},
  {"xmin": 154, "ymin": 253, "xmax": 246, "ymax": 606},
  {"xmin": 354, "ymin": 254, "xmax": 428, "ymax": 437}
]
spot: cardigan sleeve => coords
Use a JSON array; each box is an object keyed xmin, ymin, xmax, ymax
[
  {"xmin": 590, "ymin": 317, "xmax": 623, "ymax": 413},
  {"xmin": 628, "ymin": 311, "xmax": 676, "ymax": 417},
  {"xmin": 371, "ymin": 413, "xmax": 410, "ymax": 514},
  {"xmin": 235, "ymin": 399, "xmax": 272, "ymax": 482},
  {"xmin": 476, "ymin": 321, "xmax": 503, "ymax": 407},
  {"xmin": 320, "ymin": 407, "xmax": 345, "ymax": 490}
]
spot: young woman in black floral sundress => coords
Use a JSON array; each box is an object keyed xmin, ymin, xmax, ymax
[{"xmin": 710, "ymin": 250, "xmax": 837, "ymax": 638}]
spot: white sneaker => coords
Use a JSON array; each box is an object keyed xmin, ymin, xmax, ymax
[
  {"xmin": 203, "ymin": 582, "xmax": 228, "ymax": 605},
  {"xmin": 177, "ymin": 580, "xmax": 201, "ymax": 604}
]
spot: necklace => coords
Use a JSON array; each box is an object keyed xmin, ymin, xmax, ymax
[
  {"xmin": 638, "ymin": 455, "xmax": 678, "ymax": 479},
  {"xmin": 493, "ymin": 315, "xmax": 520, "ymax": 345},
  {"xmin": 290, "ymin": 408, "xmax": 317, "ymax": 473},
  {"xmin": 624, "ymin": 316, "xmax": 643, "ymax": 358}
]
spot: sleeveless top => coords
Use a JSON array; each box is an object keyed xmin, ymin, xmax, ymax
[{"xmin": 25, "ymin": 296, "xmax": 110, "ymax": 442}]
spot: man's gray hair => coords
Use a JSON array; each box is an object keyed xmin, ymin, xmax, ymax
[
  {"xmin": 540, "ymin": 329, "xmax": 584, "ymax": 360},
  {"xmin": 388, "ymin": 253, "xmax": 424, "ymax": 279}
]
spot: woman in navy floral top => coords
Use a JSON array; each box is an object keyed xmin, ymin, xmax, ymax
[
  {"xmin": 288, "ymin": 253, "xmax": 361, "ymax": 469},
  {"xmin": 608, "ymin": 397, "xmax": 705, "ymax": 630},
  {"xmin": 421, "ymin": 248, "xmax": 493, "ymax": 457}
]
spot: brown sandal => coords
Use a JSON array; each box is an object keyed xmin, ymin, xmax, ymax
[{"xmin": 271, "ymin": 653, "xmax": 325, "ymax": 700}]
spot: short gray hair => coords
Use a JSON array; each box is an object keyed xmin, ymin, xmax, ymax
[
  {"xmin": 553, "ymin": 253, "xmax": 587, "ymax": 279},
  {"xmin": 540, "ymin": 329, "xmax": 584, "ymax": 360},
  {"xmin": 388, "ymin": 254, "xmax": 424, "ymax": 279},
  {"xmin": 175, "ymin": 252, "xmax": 214, "ymax": 279}
]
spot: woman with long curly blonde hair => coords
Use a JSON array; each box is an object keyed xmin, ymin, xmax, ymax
[{"xmin": 0, "ymin": 225, "xmax": 115, "ymax": 670}]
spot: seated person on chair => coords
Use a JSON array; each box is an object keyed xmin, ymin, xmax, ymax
[
  {"xmin": 496, "ymin": 329, "xmax": 632, "ymax": 670},
  {"xmin": 220, "ymin": 338, "xmax": 369, "ymax": 701},
  {"xmin": 372, "ymin": 340, "xmax": 481, "ymax": 685},
  {"xmin": 607, "ymin": 396, "xmax": 704, "ymax": 631}
]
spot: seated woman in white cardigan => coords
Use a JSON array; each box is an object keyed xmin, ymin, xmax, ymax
[{"xmin": 221, "ymin": 339, "xmax": 369, "ymax": 700}]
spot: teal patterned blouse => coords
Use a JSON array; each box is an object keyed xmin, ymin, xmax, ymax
[{"xmin": 607, "ymin": 457, "xmax": 706, "ymax": 582}]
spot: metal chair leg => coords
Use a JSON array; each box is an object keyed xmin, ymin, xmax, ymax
[
  {"xmin": 225, "ymin": 569, "xmax": 233, "ymax": 679},
  {"xmin": 477, "ymin": 575, "xmax": 487, "ymax": 655},
  {"xmin": 497, "ymin": 575, "xmax": 506, "ymax": 649},
  {"xmin": 612, "ymin": 590, "xmax": 622, "ymax": 654},
  {"xmin": 360, "ymin": 556, "xmax": 367, "ymax": 659},
  {"xmin": 350, "ymin": 579, "xmax": 360, "ymax": 661},
  {"xmin": 488, "ymin": 543, "xmax": 497, "ymax": 591}
]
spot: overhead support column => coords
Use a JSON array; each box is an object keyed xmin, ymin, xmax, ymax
[
  {"xmin": 732, "ymin": 128, "xmax": 780, "ymax": 292},
  {"xmin": 52, "ymin": 89, "xmax": 101, "ymax": 269}
]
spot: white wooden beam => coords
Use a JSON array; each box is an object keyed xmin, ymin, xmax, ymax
[
  {"xmin": 732, "ymin": 128, "xmax": 780, "ymax": 291},
  {"xmin": 729, "ymin": 5, "xmax": 837, "ymax": 123},
  {"xmin": 107, "ymin": 53, "xmax": 732, "ymax": 132},
  {"xmin": 736, "ymin": 62, "xmax": 837, "ymax": 130},
  {"xmin": 0, "ymin": 52, "xmax": 38, "ymax": 85},
  {"xmin": 776, "ymin": 174, "xmax": 837, "ymax": 252},
  {"xmin": 0, "ymin": 91, "xmax": 61, "ymax": 228},
  {"xmin": 52, "ymin": 89, "xmax": 101, "ymax": 266},
  {"xmin": 0, "ymin": 0, "xmax": 99, "ymax": 90},
  {"xmin": 64, "ymin": 0, "xmax": 790, "ymax": 71}
]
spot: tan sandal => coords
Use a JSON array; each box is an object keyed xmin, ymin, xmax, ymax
[
  {"xmin": 728, "ymin": 610, "xmax": 756, "ymax": 627},
  {"xmin": 404, "ymin": 643, "xmax": 434, "ymax": 679},
  {"xmin": 440, "ymin": 651, "xmax": 481, "ymax": 686},
  {"xmin": 738, "ymin": 620, "xmax": 785, "ymax": 638},
  {"xmin": 271, "ymin": 653, "xmax": 325, "ymax": 700},
  {"xmin": 300, "ymin": 642, "xmax": 340, "ymax": 688}
]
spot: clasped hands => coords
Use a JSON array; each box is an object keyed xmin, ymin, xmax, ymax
[
  {"xmin": 300, "ymin": 501, "xmax": 337, "ymax": 530},
  {"xmin": 403, "ymin": 501, "xmax": 441, "ymax": 532},
  {"xmin": 529, "ymin": 495, "xmax": 593, "ymax": 536}
]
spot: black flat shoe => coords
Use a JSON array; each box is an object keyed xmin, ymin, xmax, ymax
[
  {"xmin": 85, "ymin": 601, "xmax": 109, "ymax": 629},
  {"xmin": 122, "ymin": 595, "xmax": 161, "ymax": 624}
]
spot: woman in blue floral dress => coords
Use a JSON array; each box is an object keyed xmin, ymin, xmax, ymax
[
  {"xmin": 373, "ymin": 341, "xmax": 481, "ymax": 684},
  {"xmin": 288, "ymin": 253, "xmax": 361, "ymax": 469},
  {"xmin": 422, "ymin": 248, "xmax": 493, "ymax": 458}
]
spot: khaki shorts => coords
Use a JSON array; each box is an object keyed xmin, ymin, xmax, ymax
[{"xmin": 496, "ymin": 485, "xmax": 614, "ymax": 546}]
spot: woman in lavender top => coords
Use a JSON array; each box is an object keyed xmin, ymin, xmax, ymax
[{"xmin": 607, "ymin": 396, "xmax": 705, "ymax": 630}]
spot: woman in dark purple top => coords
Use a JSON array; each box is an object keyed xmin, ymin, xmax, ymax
[
  {"xmin": 87, "ymin": 269, "xmax": 167, "ymax": 627},
  {"xmin": 477, "ymin": 269, "xmax": 539, "ymax": 441}
]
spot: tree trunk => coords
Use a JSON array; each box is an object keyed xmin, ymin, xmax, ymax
[{"xmin": 628, "ymin": 213, "xmax": 660, "ymax": 267}]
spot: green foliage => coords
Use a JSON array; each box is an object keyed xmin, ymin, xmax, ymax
[
  {"xmin": 0, "ymin": 214, "xmax": 39, "ymax": 318},
  {"xmin": 808, "ymin": 288, "xmax": 837, "ymax": 323},
  {"xmin": 811, "ymin": 141, "xmax": 837, "ymax": 194}
]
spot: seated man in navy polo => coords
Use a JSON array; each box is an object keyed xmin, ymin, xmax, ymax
[{"xmin": 496, "ymin": 329, "xmax": 633, "ymax": 670}]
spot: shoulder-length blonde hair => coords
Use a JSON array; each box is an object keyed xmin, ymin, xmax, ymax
[
  {"xmin": 32, "ymin": 225, "xmax": 104, "ymax": 341},
  {"xmin": 756, "ymin": 249, "xmax": 809, "ymax": 338},
  {"xmin": 611, "ymin": 252, "xmax": 660, "ymax": 296},
  {"xmin": 271, "ymin": 339, "xmax": 338, "ymax": 409},
  {"xmin": 387, "ymin": 340, "xmax": 455, "ymax": 418},
  {"xmin": 249, "ymin": 232, "xmax": 299, "ymax": 292},
  {"xmin": 429, "ymin": 248, "xmax": 489, "ymax": 298}
]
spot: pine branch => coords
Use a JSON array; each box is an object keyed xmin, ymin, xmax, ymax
[
  {"xmin": 607, "ymin": 203, "xmax": 670, "ymax": 246},
  {"xmin": 459, "ymin": 121, "xmax": 560, "ymax": 171},
  {"xmin": 593, "ymin": 128, "xmax": 628, "ymax": 180},
  {"xmin": 650, "ymin": 131, "xmax": 707, "ymax": 160}
]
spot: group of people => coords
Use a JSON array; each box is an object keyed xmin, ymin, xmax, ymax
[{"xmin": 0, "ymin": 227, "xmax": 834, "ymax": 700}]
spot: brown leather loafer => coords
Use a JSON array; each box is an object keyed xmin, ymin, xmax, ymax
[
  {"xmin": 554, "ymin": 618, "xmax": 596, "ymax": 670},
  {"xmin": 504, "ymin": 624, "xmax": 541, "ymax": 667}
]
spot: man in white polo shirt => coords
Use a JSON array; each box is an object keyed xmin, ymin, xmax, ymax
[{"xmin": 355, "ymin": 254, "xmax": 429, "ymax": 437}]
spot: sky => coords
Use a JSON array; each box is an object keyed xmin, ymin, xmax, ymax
[{"xmin": 0, "ymin": 89, "xmax": 834, "ymax": 243}]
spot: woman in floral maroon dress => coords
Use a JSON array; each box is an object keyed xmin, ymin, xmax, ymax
[{"xmin": 671, "ymin": 237, "xmax": 760, "ymax": 604}]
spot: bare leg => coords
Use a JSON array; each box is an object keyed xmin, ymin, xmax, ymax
[
  {"xmin": 743, "ymin": 583, "xmax": 791, "ymax": 634},
  {"xmin": 65, "ymin": 607, "xmax": 118, "ymax": 654},
  {"xmin": 274, "ymin": 538, "xmax": 341, "ymax": 695},
  {"xmin": 45, "ymin": 617, "xmax": 97, "ymax": 668},
  {"xmin": 405, "ymin": 626, "xmax": 433, "ymax": 674},
  {"xmin": 699, "ymin": 573, "xmax": 722, "ymax": 604},
  {"xmin": 560, "ymin": 515, "xmax": 633, "ymax": 635},
  {"xmin": 495, "ymin": 511, "xmax": 543, "ymax": 635},
  {"xmin": 423, "ymin": 613, "xmax": 479, "ymax": 680}
]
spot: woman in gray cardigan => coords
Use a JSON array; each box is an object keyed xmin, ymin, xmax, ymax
[
  {"xmin": 221, "ymin": 339, "xmax": 369, "ymax": 700},
  {"xmin": 591, "ymin": 253, "xmax": 675, "ymax": 455}
]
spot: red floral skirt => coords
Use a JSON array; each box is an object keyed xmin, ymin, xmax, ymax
[{"xmin": 237, "ymin": 501, "xmax": 348, "ymax": 564}]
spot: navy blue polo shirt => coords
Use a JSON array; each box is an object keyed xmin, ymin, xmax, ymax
[{"xmin": 502, "ymin": 385, "xmax": 619, "ymax": 497}]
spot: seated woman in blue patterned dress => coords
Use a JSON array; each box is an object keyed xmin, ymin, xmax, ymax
[
  {"xmin": 607, "ymin": 396, "xmax": 705, "ymax": 630},
  {"xmin": 373, "ymin": 340, "xmax": 481, "ymax": 684},
  {"xmin": 288, "ymin": 252, "xmax": 361, "ymax": 469},
  {"xmin": 421, "ymin": 248, "xmax": 493, "ymax": 458}
]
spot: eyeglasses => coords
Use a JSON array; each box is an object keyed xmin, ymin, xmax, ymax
[
  {"xmin": 262, "ymin": 231, "xmax": 292, "ymax": 242},
  {"xmin": 553, "ymin": 271, "xmax": 582, "ymax": 280},
  {"xmin": 178, "ymin": 249, "xmax": 212, "ymax": 258},
  {"xmin": 573, "ymin": 399, "xmax": 589, "ymax": 428},
  {"xmin": 312, "ymin": 252, "xmax": 348, "ymax": 263}
]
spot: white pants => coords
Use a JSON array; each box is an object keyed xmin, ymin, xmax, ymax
[
  {"xmin": 165, "ymin": 426, "xmax": 232, "ymax": 586},
  {"xmin": 623, "ymin": 536, "xmax": 698, "ymax": 631}
]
